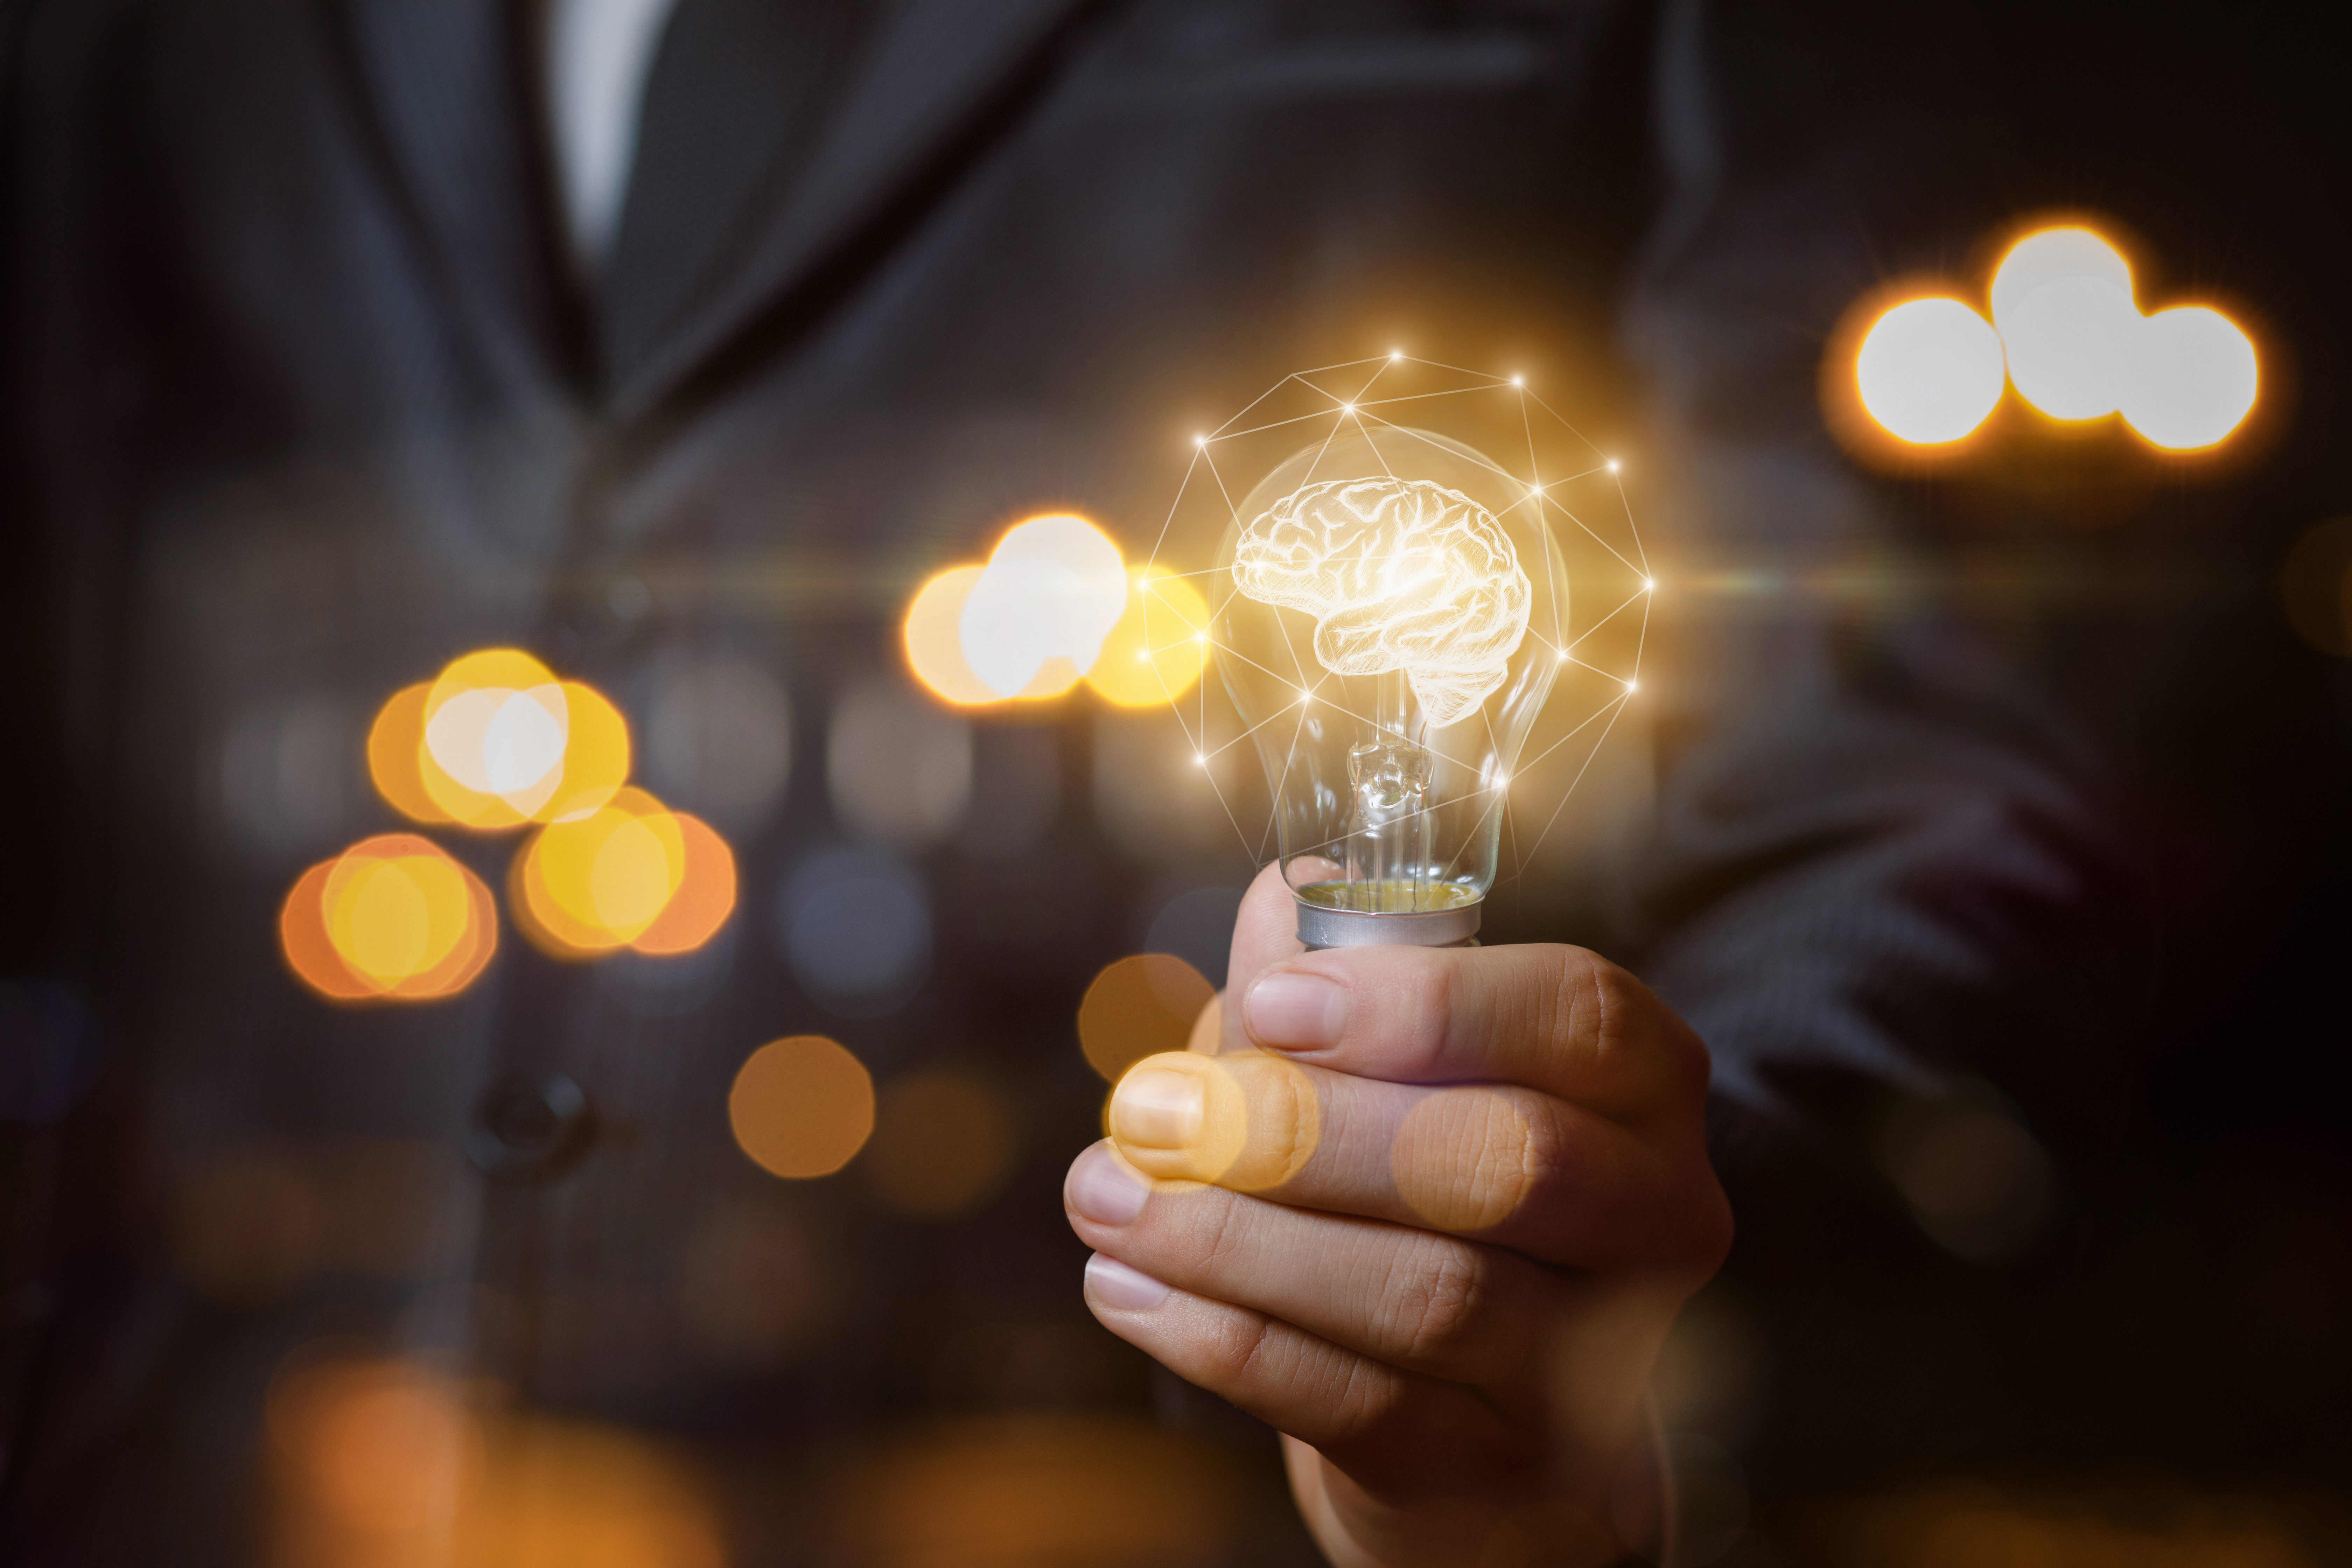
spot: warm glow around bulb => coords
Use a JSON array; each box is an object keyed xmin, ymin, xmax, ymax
[
  {"xmin": 1855, "ymin": 297, "xmax": 2007, "ymax": 443},
  {"xmin": 1085, "ymin": 570, "xmax": 1211, "ymax": 708}
]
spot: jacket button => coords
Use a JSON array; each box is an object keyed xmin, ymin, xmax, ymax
[{"xmin": 465, "ymin": 1071, "xmax": 594, "ymax": 1182}]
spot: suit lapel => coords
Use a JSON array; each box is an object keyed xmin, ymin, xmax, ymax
[
  {"xmin": 334, "ymin": 0, "xmax": 579, "ymax": 393},
  {"xmin": 610, "ymin": 0, "xmax": 1096, "ymax": 418}
]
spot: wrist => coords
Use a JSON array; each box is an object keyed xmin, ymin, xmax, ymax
[{"xmin": 1284, "ymin": 1402, "xmax": 1677, "ymax": 1567}]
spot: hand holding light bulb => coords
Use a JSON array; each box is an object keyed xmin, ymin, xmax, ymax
[{"xmin": 1063, "ymin": 863, "xmax": 1731, "ymax": 1567}]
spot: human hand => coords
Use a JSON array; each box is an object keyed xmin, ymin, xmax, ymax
[{"xmin": 1063, "ymin": 863, "xmax": 1731, "ymax": 1566}]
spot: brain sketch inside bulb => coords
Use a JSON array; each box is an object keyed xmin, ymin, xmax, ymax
[
  {"xmin": 1232, "ymin": 476, "xmax": 1533, "ymax": 729},
  {"xmin": 1161, "ymin": 358, "xmax": 1647, "ymax": 947}
]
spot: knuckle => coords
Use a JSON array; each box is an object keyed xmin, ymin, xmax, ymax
[
  {"xmin": 1385, "ymin": 1235, "xmax": 1489, "ymax": 1366},
  {"xmin": 1203, "ymin": 1308, "xmax": 1281, "ymax": 1388},
  {"xmin": 1390, "ymin": 951, "xmax": 1457, "ymax": 1064},
  {"xmin": 1552, "ymin": 946, "xmax": 1715, "ymax": 1113},
  {"xmin": 1321, "ymin": 1353, "xmax": 1412, "ymax": 1448}
]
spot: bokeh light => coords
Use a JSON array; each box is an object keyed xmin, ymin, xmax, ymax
[
  {"xmin": 642, "ymin": 657, "xmax": 793, "ymax": 828},
  {"xmin": 1854, "ymin": 298, "xmax": 2008, "ymax": 443},
  {"xmin": 903, "ymin": 565, "xmax": 1001, "ymax": 704},
  {"xmin": 280, "ymin": 834, "xmax": 497, "ymax": 1002},
  {"xmin": 365, "ymin": 682, "xmax": 453, "ymax": 824},
  {"xmin": 1989, "ymin": 225, "xmax": 2135, "ymax": 334},
  {"xmin": 370, "ymin": 649, "xmax": 631, "ymax": 830},
  {"xmin": 2279, "ymin": 515, "xmax": 2352, "ymax": 656},
  {"xmin": 171, "ymin": 1138, "xmax": 455, "ymax": 1304},
  {"xmin": 268, "ymin": 1355, "xmax": 486, "ymax": 1537},
  {"xmin": 960, "ymin": 513, "xmax": 1128, "ymax": 699},
  {"xmin": 863, "ymin": 1068, "xmax": 1020, "ymax": 1219},
  {"xmin": 266, "ymin": 1350, "xmax": 725, "ymax": 1568},
  {"xmin": 1843, "ymin": 224, "xmax": 2262, "ymax": 457},
  {"xmin": 1107, "ymin": 1049, "xmax": 1321, "ymax": 1191},
  {"xmin": 510, "ymin": 787, "xmax": 734, "ymax": 958},
  {"xmin": 627, "ymin": 811, "xmax": 737, "ymax": 955},
  {"xmin": 1084, "ymin": 569, "xmax": 1212, "ymax": 706},
  {"xmin": 903, "ymin": 514, "xmax": 1144, "ymax": 706},
  {"xmin": 1077, "ymin": 954, "xmax": 1215, "ymax": 1083},
  {"xmin": 832, "ymin": 1415, "xmax": 1245, "ymax": 1567},
  {"xmin": 827, "ymin": 677, "xmax": 974, "ymax": 846},
  {"xmin": 776, "ymin": 847, "xmax": 933, "ymax": 1018},
  {"xmin": 729, "ymin": 1035, "xmax": 875, "ymax": 1178},
  {"xmin": 2121, "ymin": 304, "xmax": 2260, "ymax": 450},
  {"xmin": 2003, "ymin": 271, "xmax": 2142, "ymax": 420},
  {"xmin": 1391, "ymin": 1087, "xmax": 1534, "ymax": 1232}
]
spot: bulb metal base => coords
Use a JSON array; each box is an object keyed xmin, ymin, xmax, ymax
[{"xmin": 1294, "ymin": 898, "xmax": 1481, "ymax": 950}]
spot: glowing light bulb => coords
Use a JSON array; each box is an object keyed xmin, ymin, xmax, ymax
[{"xmin": 1212, "ymin": 427, "xmax": 1565, "ymax": 947}]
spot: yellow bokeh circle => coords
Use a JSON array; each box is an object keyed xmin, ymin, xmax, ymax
[{"xmin": 729, "ymin": 1036, "xmax": 876, "ymax": 1179}]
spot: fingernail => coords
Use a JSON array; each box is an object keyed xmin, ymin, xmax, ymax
[
  {"xmin": 1245, "ymin": 971, "xmax": 1346, "ymax": 1049},
  {"xmin": 1111, "ymin": 1068, "xmax": 1205, "ymax": 1149},
  {"xmin": 1066, "ymin": 1142, "xmax": 1150, "ymax": 1225},
  {"xmin": 1085, "ymin": 1252, "xmax": 1171, "ymax": 1311}
]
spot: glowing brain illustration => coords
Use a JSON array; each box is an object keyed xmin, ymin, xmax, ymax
[{"xmin": 1233, "ymin": 477, "xmax": 1532, "ymax": 728}]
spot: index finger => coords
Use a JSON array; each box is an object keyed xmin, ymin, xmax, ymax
[{"xmin": 1228, "ymin": 871, "xmax": 1708, "ymax": 1125}]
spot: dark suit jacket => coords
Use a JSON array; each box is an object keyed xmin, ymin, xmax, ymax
[{"xmin": 0, "ymin": 0, "xmax": 2136, "ymax": 1556}]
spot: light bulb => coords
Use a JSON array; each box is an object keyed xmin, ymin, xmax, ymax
[{"xmin": 1212, "ymin": 429, "xmax": 1565, "ymax": 948}]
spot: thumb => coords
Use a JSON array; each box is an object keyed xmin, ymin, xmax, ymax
[{"xmin": 1206, "ymin": 860, "xmax": 1309, "ymax": 1056}]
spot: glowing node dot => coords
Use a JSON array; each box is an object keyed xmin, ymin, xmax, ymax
[
  {"xmin": 1625, "ymin": 679, "xmax": 1639, "ymax": 692},
  {"xmin": 1606, "ymin": 459, "xmax": 1620, "ymax": 472},
  {"xmin": 1341, "ymin": 404, "xmax": 1356, "ymax": 415},
  {"xmin": 1556, "ymin": 651, "xmax": 1569, "ymax": 663},
  {"xmin": 1644, "ymin": 578, "xmax": 1656, "ymax": 592},
  {"xmin": 1194, "ymin": 631, "xmax": 1206, "ymax": 644},
  {"xmin": 1529, "ymin": 484, "xmax": 1544, "ymax": 496},
  {"xmin": 1194, "ymin": 435, "xmax": 1208, "ymax": 447},
  {"xmin": 1194, "ymin": 754, "xmax": 1206, "ymax": 766},
  {"xmin": 1390, "ymin": 350, "xmax": 1404, "ymax": 361}
]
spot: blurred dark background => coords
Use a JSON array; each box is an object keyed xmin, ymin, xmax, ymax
[{"xmin": 2, "ymin": 2, "xmax": 2350, "ymax": 1563}]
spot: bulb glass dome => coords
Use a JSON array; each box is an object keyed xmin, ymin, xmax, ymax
[
  {"xmin": 1214, "ymin": 427, "xmax": 1567, "ymax": 932},
  {"xmin": 1143, "ymin": 356, "xmax": 1647, "ymax": 950}
]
